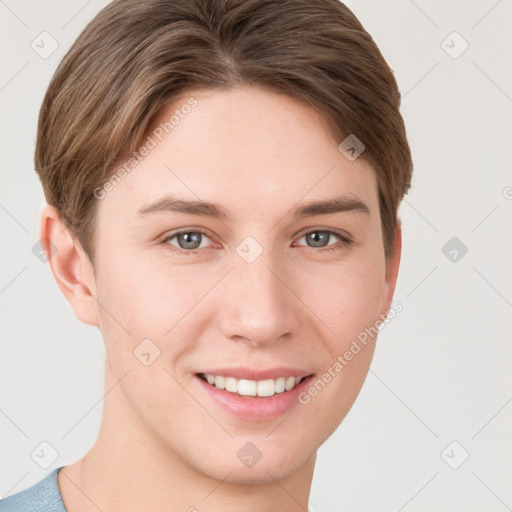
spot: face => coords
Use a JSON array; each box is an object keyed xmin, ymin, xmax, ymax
[{"xmin": 55, "ymin": 85, "xmax": 400, "ymax": 484}]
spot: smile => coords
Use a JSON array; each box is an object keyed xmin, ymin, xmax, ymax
[{"xmin": 199, "ymin": 373, "xmax": 305, "ymax": 397}]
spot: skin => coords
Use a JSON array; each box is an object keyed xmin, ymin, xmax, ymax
[{"xmin": 41, "ymin": 85, "xmax": 401, "ymax": 512}]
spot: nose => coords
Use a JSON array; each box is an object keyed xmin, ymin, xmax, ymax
[{"xmin": 217, "ymin": 250, "xmax": 298, "ymax": 348}]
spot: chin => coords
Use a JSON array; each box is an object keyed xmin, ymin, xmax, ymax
[{"xmin": 191, "ymin": 439, "xmax": 313, "ymax": 485}]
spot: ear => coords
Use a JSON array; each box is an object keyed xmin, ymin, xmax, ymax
[
  {"xmin": 380, "ymin": 219, "xmax": 402, "ymax": 318},
  {"xmin": 39, "ymin": 204, "xmax": 99, "ymax": 326}
]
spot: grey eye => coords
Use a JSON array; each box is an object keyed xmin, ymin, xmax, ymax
[
  {"xmin": 303, "ymin": 231, "xmax": 333, "ymax": 248},
  {"xmin": 166, "ymin": 231, "xmax": 210, "ymax": 251},
  {"xmin": 177, "ymin": 232, "xmax": 202, "ymax": 249}
]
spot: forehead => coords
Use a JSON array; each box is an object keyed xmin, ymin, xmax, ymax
[{"xmin": 97, "ymin": 86, "xmax": 378, "ymax": 222}]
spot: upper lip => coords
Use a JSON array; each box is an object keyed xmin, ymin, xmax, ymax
[{"xmin": 196, "ymin": 367, "xmax": 314, "ymax": 381}]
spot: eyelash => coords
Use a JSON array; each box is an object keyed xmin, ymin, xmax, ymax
[{"xmin": 161, "ymin": 228, "xmax": 353, "ymax": 256}]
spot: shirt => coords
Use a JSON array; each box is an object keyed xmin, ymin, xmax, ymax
[
  {"xmin": 0, "ymin": 467, "xmax": 66, "ymax": 512},
  {"xmin": 0, "ymin": 467, "xmax": 318, "ymax": 511}
]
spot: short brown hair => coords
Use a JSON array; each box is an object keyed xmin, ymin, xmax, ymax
[{"xmin": 35, "ymin": 0, "xmax": 413, "ymax": 266}]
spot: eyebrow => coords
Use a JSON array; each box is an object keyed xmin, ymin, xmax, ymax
[{"xmin": 137, "ymin": 194, "xmax": 370, "ymax": 220}]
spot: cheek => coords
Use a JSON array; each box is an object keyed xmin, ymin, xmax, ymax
[
  {"xmin": 302, "ymin": 253, "xmax": 386, "ymax": 355},
  {"xmin": 94, "ymin": 254, "xmax": 217, "ymax": 373},
  {"xmin": 95, "ymin": 250, "xmax": 207, "ymax": 331},
  {"xmin": 294, "ymin": 262, "xmax": 384, "ymax": 440},
  {"xmin": 295, "ymin": 254, "xmax": 385, "ymax": 431}
]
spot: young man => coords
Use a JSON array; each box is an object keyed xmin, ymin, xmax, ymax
[{"xmin": 1, "ymin": 0, "xmax": 412, "ymax": 510}]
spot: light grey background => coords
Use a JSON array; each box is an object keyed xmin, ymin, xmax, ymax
[{"xmin": 1, "ymin": 1, "xmax": 511, "ymax": 510}]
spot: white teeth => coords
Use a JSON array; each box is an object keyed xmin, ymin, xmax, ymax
[
  {"xmin": 275, "ymin": 377, "xmax": 286, "ymax": 393},
  {"xmin": 214, "ymin": 375, "xmax": 226, "ymax": 390},
  {"xmin": 202, "ymin": 373, "xmax": 307, "ymax": 397},
  {"xmin": 257, "ymin": 379, "xmax": 275, "ymax": 397},
  {"xmin": 225, "ymin": 377, "xmax": 238, "ymax": 393},
  {"xmin": 238, "ymin": 379, "xmax": 257, "ymax": 396},
  {"xmin": 285, "ymin": 376, "xmax": 295, "ymax": 391}
]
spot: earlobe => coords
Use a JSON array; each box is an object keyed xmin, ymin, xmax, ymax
[{"xmin": 39, "ymin": 204, "xmax": 99, "ymax": 326}]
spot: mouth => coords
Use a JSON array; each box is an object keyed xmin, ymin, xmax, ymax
[
  {"xmin": 196, "ymin": 372, "xmax": 313, "ymax": 398},
  {"xmin": 194, "ymin": 370, "xmax": 316, "ymax": 421}
]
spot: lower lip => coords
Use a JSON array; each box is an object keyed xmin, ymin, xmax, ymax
[{"xmin": 194, "ymin": 374, "xmax": 315, "ymax": 422}]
